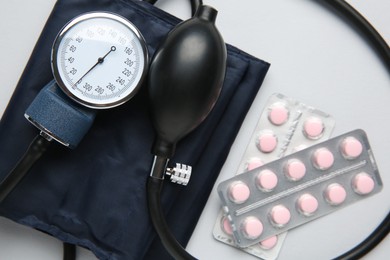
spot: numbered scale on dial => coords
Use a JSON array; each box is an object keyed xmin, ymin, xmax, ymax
[{"xmin": 52, "ymin": 12, "xmax": 149, "ymax": 108}]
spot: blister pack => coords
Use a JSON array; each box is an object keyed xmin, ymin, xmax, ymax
[
  {"xmin": 213, "ymin": 93, "xmax": 335, "ymax": 259},
  {"xmin": 237, "ymin": 93, "xmax": 335, "ymax": 173},
  {"xmin": 217, "ymin": 129, "xmax": 382, "ymax": 248}
]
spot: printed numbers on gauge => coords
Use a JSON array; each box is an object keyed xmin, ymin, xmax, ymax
[
  {"xmin": 52, "ymin": 12, "xmax": 148, "ymax": 108},
  {"xmin": 60, "ymin": 29, "xmax": 138, "ymax": 98},
  {"xmin": 125, "ymin": 58, "xmax": 134, "ymax": 67}
]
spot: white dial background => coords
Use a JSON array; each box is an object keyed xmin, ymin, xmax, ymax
[{"xmin": 54, "ymin": 15, "xmax": 146, "ymax": 108}]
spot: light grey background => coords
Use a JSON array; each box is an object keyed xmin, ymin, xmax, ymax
[{"xmin": 0, "ymin": 0, "xmax": 389, "ymax": 259}]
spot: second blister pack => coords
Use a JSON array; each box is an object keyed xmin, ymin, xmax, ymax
[{"xmin": 217, "ymin": 129, "xmax": 382, "ymax": 248}]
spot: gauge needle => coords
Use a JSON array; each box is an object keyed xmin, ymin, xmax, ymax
[{"xmin": 74, "ymin": 46, "xmax": 116, "ymax": 86}]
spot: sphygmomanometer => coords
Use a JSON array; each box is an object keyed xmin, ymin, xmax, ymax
[{"xmin": 0, "ymin": 0, "xmax": 388, "ymax": 260}]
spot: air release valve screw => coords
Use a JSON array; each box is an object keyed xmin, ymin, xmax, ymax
[{"xmin": 166, "ymin": 163, "xmax": 192, "ymax": 186}]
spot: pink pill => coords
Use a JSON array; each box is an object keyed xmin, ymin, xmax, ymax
[
  {"xmin": 259, "ymin": 235, "xmax": 278, "ymax": 250},
  {"xmin": 268, "ymin": 103, "xmax": 289, "ymax": 125},
  {"xmin": 257, "ymin": 131, "xmax": 278, "ymax": 153},
  {"xmin": 303, "ymin": 117, "xmax": 324, "ymax": 139},
  {"xmin": 228, "ymin": 181, "xmax": 250, "ymax": 204},
  {"xmin": 341, "ymin": 137, "xmax": 363, "ymax": 159},
  {"xmin": 221, "ymin": 217, "xmax": 233, "ymax": 236},
  {"xmin": 312, "ymin": 148, "xmax": 334, "ymax": 170},
  {"xmin": 353, "ymin": 173, "xmax": 375, "ymax": 195},
  {"xmin": 242, "ymin": 216, "xmax": 263, "ymax": 239},
  {"xmin": 270, "ymin": 205, "xmax": 291, "ymax": 227},
  {"xmin": 325, "ymin": 183, "xmax": 347, "ymax": 205},
  {"xmin": 246, "ymin": 158, "xmax": 264, "ymax": 171},
  {"xmin": 256, "ymin": 169, "xmax": 278, "ymax": 191},
  {"xmin": 285, "ymin": 159, "xmax": 306, "ymax": 181},
  {"xmin": 297, "ymin": 193, "xmax": 319, "ymax": 216}
]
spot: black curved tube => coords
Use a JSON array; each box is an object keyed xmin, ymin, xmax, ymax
[
  {"xmin": 143, "ymin": 0, "xmax": 202, "ymax": 17},
  {"xmin": 0, "ymin": 134, "xmax": 51, "ymax": 202},
  {"xmin": 320, "ymin": 1, "xmax": 390, "ymax": 258},
  {"xmin": 143, "ymin": 0, "xmax": 157, "ymax": 4},
  {"xmin": 190, "ymin": 0, "xmax": 203, "ymax": 16},
  {"xmin": 63, "ymin": 243, "xmax": 76, "ymax": 260},
  {"xmin": 334, "ymin": 211, "xmax": 390, "ymax": 259},
  {"xmin": 321, "ymin": 0, "xmax": 390, "ymax": 72},
  {"xmin": 147, "ymin": 177, "xmax": 197, "ymax": 260},
  {"xmin": 0, "ymin": 135, "xmax": 75, "ymax": 260}
]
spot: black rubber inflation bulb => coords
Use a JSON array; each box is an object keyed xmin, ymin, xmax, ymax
[{"xmin": 148, "ymin": 5, "xmax": 227, "ymax": 158}]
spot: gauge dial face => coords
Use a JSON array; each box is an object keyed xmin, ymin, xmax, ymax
[{"xmin": 52, "ymin": 12, "xmax": 148, "ymax": 109}]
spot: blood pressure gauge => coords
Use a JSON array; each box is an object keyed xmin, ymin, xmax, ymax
[{"xmin": 52, "ymin": 12, "xmax": 148, "ymax": 109}]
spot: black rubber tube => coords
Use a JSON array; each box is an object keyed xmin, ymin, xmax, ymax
[
  {"xmin": 63, "ymin": 243, "xmax": 76, "ymax": 260},
  {"xmin": 0, "ymin": 135, "xmax": 51, "ymax": 202},
  {"xmin": 143, "ymin": 0, "xmax": 202, "ymax": 17},
  {"xmin": 333, "ymin": 211, "xmax": 390, "ymax": 259},
  {"xmin": 143, "ymin": 0, "xmax": 157, "ymax": 5},
  {"xmin": 319, "ymin": 1, "xmax": 390, "ymax": 258},
  {"xmin": 321, "ymin": 0, "xmax": 390, "ymax": 72},
  {"xmin": 0, "ymin": 135, "xmax": 76, "ymax": 260},
  {"xmin": 147, "ymin": 177, "xmax": 197, "ymax": 260},
  {"xmin": 190, "ymin": 0, "xmax": 203, "ymax": 16}
]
